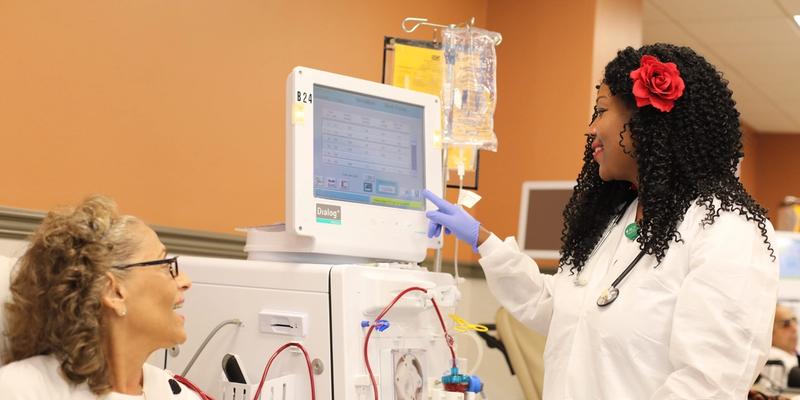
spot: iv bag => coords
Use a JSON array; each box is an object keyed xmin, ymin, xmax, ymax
[{"xmin": 441, "ymin": 26, "xmax": 501, "ymax": 152}]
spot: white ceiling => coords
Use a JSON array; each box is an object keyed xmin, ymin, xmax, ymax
[{"xmin": 643, "ymin": 0, "xmax": 800, "ymax": 133}]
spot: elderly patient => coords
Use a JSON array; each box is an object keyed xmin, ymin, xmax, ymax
[
  {"xmin": 0, "ymin": 196, "xmax": 202, "ymax": 399},
  {"xmin": 768, "ymin": 304, "xmax": 800, "ymax": 387}
]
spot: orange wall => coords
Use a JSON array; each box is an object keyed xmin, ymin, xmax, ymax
[
  {"xmin": 740, "ymin": 123, "xmax": 759, "ymax": 197},
  {"xmin": 445, "ymin": 0, "xmax": 600, "ymax": 264},
  {"xmin": 433, "ymin": 0, "xmax": 600, "ymax": 264},
  {"xmin": 478, "ymin": 0, "xmax": 597, "ymax": 233},
  {"xmin": 735, "ymin": 125, "xmax": 800, "ymax": 226},
  {"xmin": 755, "ymin": 133, "xmax": 800, "ymax": 223},
  {"xmin": 1, "ymin": 0, "xmax": 605, "ymax": 266},
  {"xmin": 0, "ymin": 0, "xmax": 487, "ymax": 233},
  {"xmin": 5, "ymin": 1, "xmax": 790, "ymax": 263}
]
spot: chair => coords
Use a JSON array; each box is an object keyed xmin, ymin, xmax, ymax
[{"xmin": 495, "ymin": 307, "xmax": 546, "ymax": 400}]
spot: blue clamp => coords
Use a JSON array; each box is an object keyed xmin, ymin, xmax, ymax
[
  {"xmin": 360, "ymin": 319, "xmax": 390, "ymax": 332},
  {"xmin": 467, "ymin": 375, "xmax": 483, "ymax": 393},
  {"xmin": 441, "ymin": 367, "xmax": 470, "ymax": 385},
  {"xmin": 441, "ymin": 367, "xmax": 483, "ymax": 393}
]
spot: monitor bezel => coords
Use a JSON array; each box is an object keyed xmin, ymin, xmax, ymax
[
  {"xmin": 285, "ymin": 66, "xmax": 443, "ymax": 262},
  {"xmin": 517, "ymin": 180, "xmax": 575, "ymax": 260}
]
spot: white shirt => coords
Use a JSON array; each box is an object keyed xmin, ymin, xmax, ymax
[
  {"xmin": 478, "ymin": 199, "xmax": 778, "ymax": 399},
  {"xmin": 0, "ymin": 354, "xmax": 202, "ymax": 400},
  {"xmin": 765, "ymin": 346, "xmax": 799, "ymax": 388}
]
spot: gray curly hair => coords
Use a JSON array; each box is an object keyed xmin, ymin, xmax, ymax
[{"xmin": 2, "ymin": 195, "xmax": 142, "ymax": 394}]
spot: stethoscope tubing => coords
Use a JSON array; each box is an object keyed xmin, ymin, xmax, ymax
[
  {"xmin": 594, "ymin": 196, "xmax": 647, "ymax": 307},
  {"xmin": 609, "ymin": 249, "xmax": 646, "ymax": 289}
]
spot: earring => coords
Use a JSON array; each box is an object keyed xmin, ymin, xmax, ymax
[{"xmin": 117, "ymin": 306, "xmax": 127, "ymax": 317}]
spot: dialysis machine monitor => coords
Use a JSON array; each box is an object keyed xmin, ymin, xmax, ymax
[
  {"xmin": 517, "ymin": 181, "xmax": 575, "ymax": 259},
  {"xmin": 264, "ymin": 66, "xmax": 443, "ymax": 263}
]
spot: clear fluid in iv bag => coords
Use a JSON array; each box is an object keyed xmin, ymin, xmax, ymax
[
  {"xmin": 441, "ymin": 33, "xmax": 498, "ymax": 150},
  {"xmin": 452, "ymin": 56, "xmax": 493, "ymax": 140}
]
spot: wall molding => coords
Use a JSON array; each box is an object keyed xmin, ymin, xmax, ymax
[
  {"xmin": 0, "ymin": 205, "xmax": 247, "ymax": 259},
  {"xmin": 0, "ymin": 206, "xmax": 495, "ymax": 276}
]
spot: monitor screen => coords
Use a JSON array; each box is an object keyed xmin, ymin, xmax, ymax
[
  {"xmin": 776, "ymin": 232, "xmax": 800, "ymax": 279},
  {"xmin": 313, "ymin": 84, "xmax": 425, "ymax": 211},
  {"xmin": 517, "ymin": 181, "xmax": 575, "ymax": 259},
  {"xmin": 775, "ymin": 232, "xmax": 800, "ymax": 321}
]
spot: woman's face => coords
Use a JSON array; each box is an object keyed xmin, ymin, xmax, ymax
[
  {"xmin": 773, "ymin": 305, "xmax": 798, "ymax": 355},
  {"xmin": 121, "ymin": 222, "xmax": 192, "ymax": 348},
  {"xmin": 589, "ymin": 84, "xmax": 638, "ymax": 184}
]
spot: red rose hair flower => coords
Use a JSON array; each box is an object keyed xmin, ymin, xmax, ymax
[{"xmin": 629, "ymin": 55, "xmax": 685, "ymax": 112}]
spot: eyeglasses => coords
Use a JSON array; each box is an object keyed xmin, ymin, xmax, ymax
[
  {"xmin": 113, "ymin": 256, "xmax": 179, "ymax": 278},
  {"xmin": 779, "ymin": 316, "xmax": 798, "ymax": 329}
]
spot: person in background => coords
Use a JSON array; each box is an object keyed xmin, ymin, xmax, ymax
[
  {"xmin": 764, "ymin": 304, "xmax": 800, "ymax": 389},
  {"xmin": 0, "ymin": 196, "xmax": 206, "ymax": 399}
]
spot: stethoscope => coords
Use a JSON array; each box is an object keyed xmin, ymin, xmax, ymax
[
  {"xmin": 587, "ymin": 197, "xmax": 648, "ymax": 307},
  {"xmin": 596, "ymin": 249, "xmax": 646, "ymax": 307}
]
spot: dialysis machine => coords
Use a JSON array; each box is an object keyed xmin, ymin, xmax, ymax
[{"xmin": 153, "ymin": 67, "xmax": 479, "ymax": 400}]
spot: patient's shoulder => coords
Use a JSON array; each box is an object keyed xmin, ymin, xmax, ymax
[
  {"xmin": 0, "ymin": 354, "xmax": 89, "ymax": 399},
  {"xmin": 0, "ymin": 354, "xmax": 53, "ymax": 380}
]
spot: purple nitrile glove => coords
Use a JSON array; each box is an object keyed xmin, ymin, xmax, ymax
[{"xmin": 422, "ymin": 189, "xmax": 480, "ymax": 252}]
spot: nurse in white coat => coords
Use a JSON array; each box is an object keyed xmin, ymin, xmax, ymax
[
  {"xmin": 425, "ymin": 43, "xmax": 778, "ymax": 399},
  {"xmin": 0, "ymin": 196, "xmax": 208, "ymax": 399}
]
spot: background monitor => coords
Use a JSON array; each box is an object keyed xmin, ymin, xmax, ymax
[
  {"xmin": 284, "ymin": 67, "xmax": 443, "ymax": 262},
  {"xmin": 776, "ymin": 231, "xmax": 800, "ymax": 279},
  {"xmin": 774, "ymin": 231, "xmax": 800, "ymax": 356},
  {"xmin": 776, "ymin": 232, "xmax": 800, "ymax": 304},
  {"xmin": 517, "ymin": 181, "xmax": 575, "ymax": 260}
]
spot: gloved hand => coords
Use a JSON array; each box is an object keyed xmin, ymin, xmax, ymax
[{"xmin": 423, "ymin": 189, "xmax": 480, "ymax": 251}]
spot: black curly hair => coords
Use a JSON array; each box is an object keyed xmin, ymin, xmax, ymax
[{"xmin": 559, "ymin": 43, "xmax": 773, "ymax": 273}]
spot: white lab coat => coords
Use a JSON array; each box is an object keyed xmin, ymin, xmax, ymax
[
  {"xmin": 0, "ymin": 354, "xmax": 202, "ymax": 400},
  {"xmin": 478, "ymin": 198, "xmax": 778, "ymax": 399}
]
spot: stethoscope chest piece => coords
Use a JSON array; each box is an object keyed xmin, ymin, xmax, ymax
[{"xmin": 596, "ymin": 287, "xmax": 619, "ymax": 307}]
